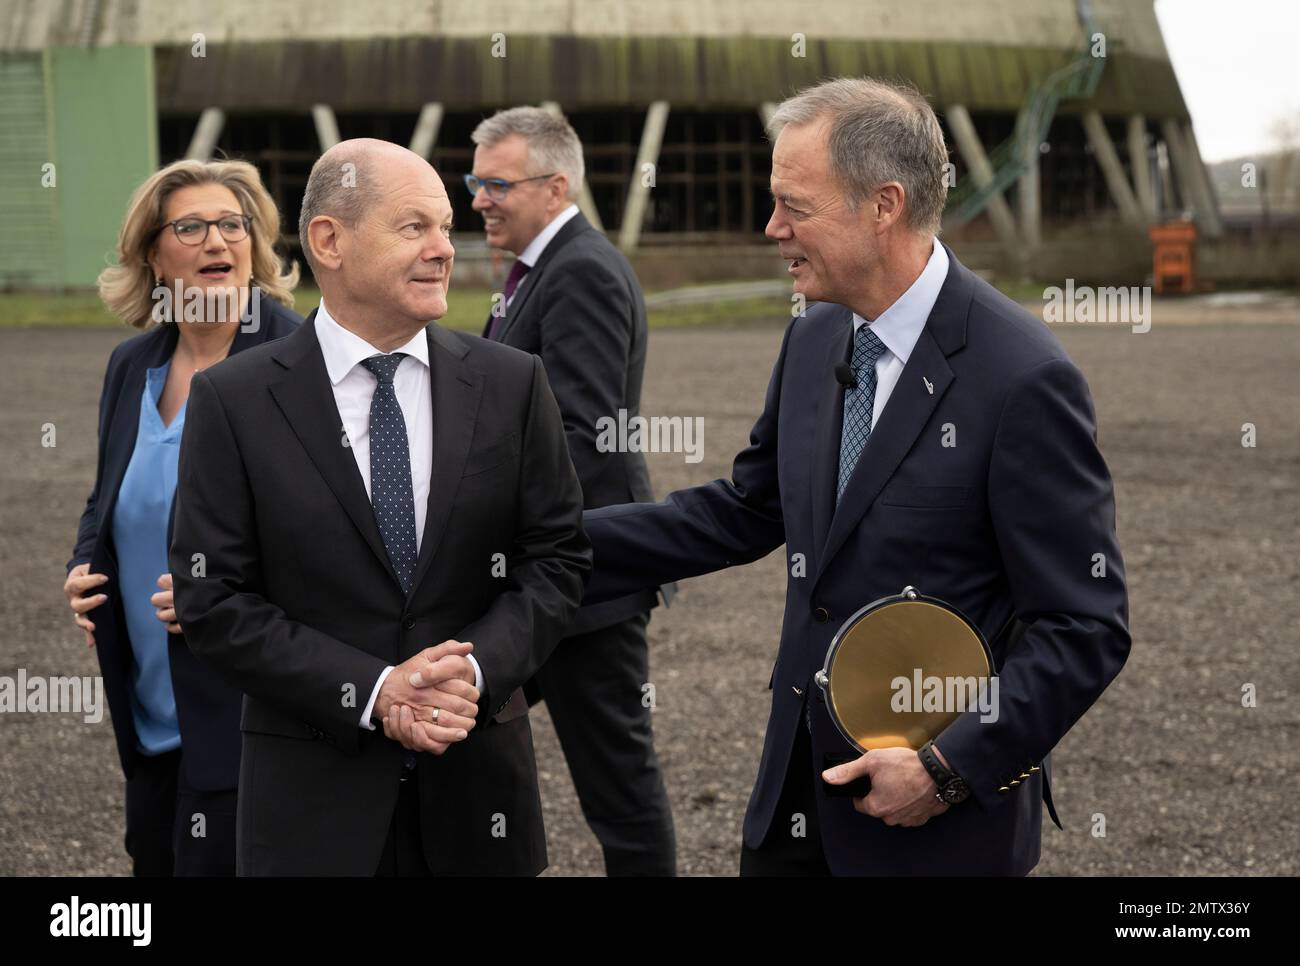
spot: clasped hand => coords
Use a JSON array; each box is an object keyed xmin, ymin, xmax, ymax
[{"xmin": 374, "ymin": 640, "xmax": 480, "ymax": 756}]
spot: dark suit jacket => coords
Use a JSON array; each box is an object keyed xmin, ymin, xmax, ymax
[
  {"xmin": 169, "ymin": 311, "xmax": 591, "ymax": 875},
  {"xmin": 583, "ymin": 246, "xmax": 1130, "ymax": 875},
  {"xmin": 68, "ymin": 301, "xmax": 302, "ymax": 791},
  {"xmin": 484, "ymin": 210, "xmax": 669, "ymax": 636}
]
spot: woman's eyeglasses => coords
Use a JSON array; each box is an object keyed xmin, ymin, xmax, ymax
[{"xmin": 157, "ymin": 214, "xmax": 252, "ymax": 246}]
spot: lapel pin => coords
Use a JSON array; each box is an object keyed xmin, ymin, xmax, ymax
[{"xmin": 923, "ymin": 376, "xmax": 934, "ymax": 395}]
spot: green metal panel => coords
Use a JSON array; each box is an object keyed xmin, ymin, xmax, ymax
[
  {"xmin": 49, "ymin": 45, "xmax": 156, "ymax": 288},
  {"xmin": 0, "ymin": 51, "xmax": 60, "ymax": 289}
]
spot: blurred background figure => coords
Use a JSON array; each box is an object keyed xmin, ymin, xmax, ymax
[
  {"xmin": 470, "ymin": 107, "xmax": 677, "ymax": 876},
  {"xmin": 62, "ymin": 158, "xmax": 301, "ymax": 875}
]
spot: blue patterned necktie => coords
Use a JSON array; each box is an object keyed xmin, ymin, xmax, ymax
[
  {"xmin": 360, "ymin": 353, "xmax": 418, "ymax": 593},
  {"xmin": 837, "ymin": 324, "xmax": 889, "ymax": 504}
]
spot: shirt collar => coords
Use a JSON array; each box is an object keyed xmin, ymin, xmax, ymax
[
  {"xmin": 314, "ymin": 298, "xmax": 431, "ymax": 386},
  {"xmin": 518, "ymin": 204, "xmax": 580, "ymax": 267},
  {"xmin": 852, "ymin": 236, "xmax": 948, "ymax": 365}
]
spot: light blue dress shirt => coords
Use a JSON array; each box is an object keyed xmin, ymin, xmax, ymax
[{"xmin": 111, "ymin": 361, "xmax": 185, "ymax": 755}]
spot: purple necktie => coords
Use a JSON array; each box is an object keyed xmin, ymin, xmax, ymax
[{"xmin": 487, "ymin": 260, "xmax": 531, "ymax": 341}]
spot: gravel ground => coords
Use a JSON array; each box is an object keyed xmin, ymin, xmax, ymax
[{"xmin": 1, "ymin": 301, "xmax": 1297, "ymax": 876}]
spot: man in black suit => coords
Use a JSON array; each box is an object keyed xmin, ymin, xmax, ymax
[
  {"xmin": 582, "ymin": 78, "xmax": 1130, "ymax": 875},
  {"xmin": 170, "ymin": 138, "xmax": 590, "ymax": 876},
  {"xmin": 468, "ymin": 107, "xmax": 676, "ymax": 875}
]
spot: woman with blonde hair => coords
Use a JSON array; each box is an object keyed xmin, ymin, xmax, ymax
[{"xmin": 63, "ymin": 157, "xmax": 301, "ymax": 875}]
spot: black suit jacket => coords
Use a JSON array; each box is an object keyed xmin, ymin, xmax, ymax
[
  {"xmin": 169, "ymin": 311, "xmax": 591, "ymax": 875},
  {"xmin": 583, "ymin": 246, "xmax": 1130, "ymax": 875},
  {"xmin": 68, "ymin": 301, "xmax": 302, "ymax": 791},
  {"xmin": 484, "ymin": 210, "xmax": 670, "ymax": 636}
]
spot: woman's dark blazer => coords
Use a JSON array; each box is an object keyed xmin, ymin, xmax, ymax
[{"xmin": 68, "ymin": 300, "xmax": 302, "ymax": 791}]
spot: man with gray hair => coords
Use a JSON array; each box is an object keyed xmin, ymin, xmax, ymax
[
  {"xmin": 468, "ymin": 107, "xmax": 676, "ymax": 876},
  {"xmin": 581, "ymin": 78, "xmax": 1129, "ymax": 874}
]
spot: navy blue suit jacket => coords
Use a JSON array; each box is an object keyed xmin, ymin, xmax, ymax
[
  {"xmin": 583, "ymin": 247, "xmax": 1130, "ymax": 875},
  {"xmin": 68, "ymin": 300, "xmax": 302, "ymax": 790}
]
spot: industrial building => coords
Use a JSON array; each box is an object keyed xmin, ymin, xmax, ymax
[{"xmin": 0, "ymin": 0, "xmax": 1247, "ymax": 289}]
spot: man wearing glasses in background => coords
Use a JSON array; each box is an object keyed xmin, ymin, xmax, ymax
[{"xmin": 467, "ymin": 107, "xmax": 676, "ymax": 876}]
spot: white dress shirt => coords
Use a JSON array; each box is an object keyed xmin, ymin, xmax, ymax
[
  {"xmin": 851, "ymin": 236, "xmax": 949, "ymax": 429},
  {"xmin": 505, "ymin": 204, "xmax": 580, "ymax": 306},
  {"xmin": 312, "ymin": 300, "xmax": 483, "ymax": 729}
]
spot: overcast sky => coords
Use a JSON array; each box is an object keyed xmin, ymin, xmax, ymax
[{"xmin": 1155, "ymin": 0, "xmax": 1300, "ymax": 161}]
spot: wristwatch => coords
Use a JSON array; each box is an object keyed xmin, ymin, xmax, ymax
[{"xmin": 918, "ymin": 740, "xmax": 970, "ymax": 805}]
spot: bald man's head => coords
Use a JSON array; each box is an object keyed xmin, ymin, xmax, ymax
[
  {"xmin": 299, "ymin": 139, "xmax": 433, "ymax": 272},
  {"xmin": 297, "ymin": 137, "xmax": 456, "ymax": 331}
]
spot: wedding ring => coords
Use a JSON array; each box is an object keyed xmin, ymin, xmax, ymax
[{"xmin": 431, "ymin": 708, "xmax": 440, "ymax": 722}]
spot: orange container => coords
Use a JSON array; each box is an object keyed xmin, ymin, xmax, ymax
[{"xmin": 1149, "ymin": 221, "xmax": 1197, "ymax": 295}]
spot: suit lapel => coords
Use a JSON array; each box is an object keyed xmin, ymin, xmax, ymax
[
  {"xmin": 407, "ymin": 324, "xmax": 481, "ymax": 599},
  {"xmin": 815, "ymin": 332, "xmax": 954, "ymax": 584},
  {"xmin": 165, "ymin": 309, "xmax": 296, "ymax": 551},
  {"xmin": 480, "ymin": 283, "xmax": 507, "ymax": 338},
  {"xmin": 810, "ymin": 308, "xmax": 854, "ymax": 564},
  {"xmin": 495, "ymin": 263, "xmax": 539, "ymax": 342},
  {"xmin": 98, "ymin": 325, "xmax": 178, "ymax": 545},
  {"xmin": 493, "ymin": 211, "xmax": 591, "ymax": 344},
  {"xmin": 481, "ymin": 272, "xmax": 535, "ymax": 341},
  {"xmin": 813, "ymin": 246, "xmax": 973, "ymax": 587},
  {"xmin": 267, "ymin": 312, "xmax": 398, "ymax": 586}
]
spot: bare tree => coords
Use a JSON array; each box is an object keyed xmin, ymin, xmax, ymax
[{"xmin": 1266, "ymin": 109, "xmax": 1300, "ymax": 211}]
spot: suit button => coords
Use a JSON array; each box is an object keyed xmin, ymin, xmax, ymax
[
  {"xmin": 402, "ymin": 615, "xmax": 415, "ymax": 630},
  {"xmin": 998, "ymin": 786, "xmax": 1010, "ymax": 794},
  {"xmin": 813, "ymin": 607, "xmax": 830, "ymax": 623}
]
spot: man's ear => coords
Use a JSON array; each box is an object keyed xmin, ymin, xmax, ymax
[
  {"xmin": 307, "ymin": 215, "xmax": 345, "ymax": 271},
  {"xmin": 873, "ymin": 182, "xmax": 907, "ymax": 233},
  {"xmin": 550, "ymin": 175, "xmax": 570, "ymax": 213}
]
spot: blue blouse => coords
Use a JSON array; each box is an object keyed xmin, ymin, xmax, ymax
[{"xmin": 110, "ymin": 361, "xmax": 185, "ymax": 755}]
